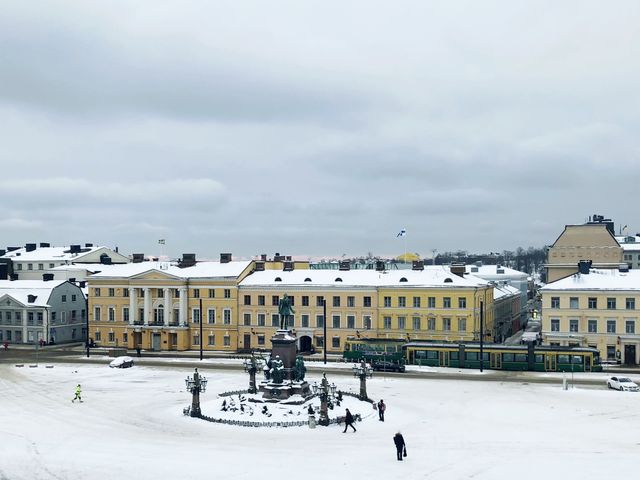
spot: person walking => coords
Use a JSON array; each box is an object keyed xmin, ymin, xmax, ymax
[
  {"xmin": 72, "ymin": 384, "xmax": 82, "ymax": 403},
  {"xmin": 342, "ymin": 408, "xmax": 356, "ymax": 433},
  {"xmin": 393, "ymin": 432, "xmax": 406, "ymax": 461},
  {"xmin": 378, "ymin": 399, "xmax": 386, "ymax": 421}
]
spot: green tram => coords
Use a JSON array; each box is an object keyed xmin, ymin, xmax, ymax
[
  {"xmin": 343, "ymin": 338, "xmax": 406, "ymax": 364},
  {"xmin": 403, "ymin": 342, "xmax": 603, "ymax": 372}
]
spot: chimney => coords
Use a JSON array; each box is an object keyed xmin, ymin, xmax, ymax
[
  {"xmin": 375, "ymin": 260, "xmax": 386, "ymax": 272},
  {"xmin": 6, "ymin": 247, "xmax": 20, "ymax": 252},
  {"xmin": 412, "ymin": 260, "xmax": 424, "ymax": 271},
  {"xmin": 69, "ymin": 278, "xmax": 76, "ymax": 283},
  {"xmin": 619, "ymin": 264, "xmax": 630, "ymax": 273},
  {"xmin": 274, "ymin": 252, "xmax": 284, "ymax": 262},
  {"xmin": 10, "ymin": 273, "xmax": 18, "ymax": 281},
  {"xmin": 25, "ymin": 243, "xmax": 37, "ymax": 252},
  {"xmin": 85, "ymin": 243, "xmax": 93, "ymax": 248},
  {"xmin": 79, "ymin": 281, "xmax": 86, "ymax": 288},
  {"xmin": 69, "ymin": 244, "xmax": 81, "ymax": 254},
  {"xmin": 0, "ymin": 249, "xmax": 5, "ymax": 256},
  {"xmin": 255, "ymin": 261, "xmax": 265, "ymax": 272},
  {"xmin": 283, "ymin": 261, "xmax": 294, "ymax": 271},
  {"xmin": 132, "ymin": 253, "xmax": 144, "ymax": 263},
  {"xmin": 42, "ymin": 273, "xmax": 54, "ymax": 281},
  {"xmin": 180, "ymin": 253, "xmax": 196, "ymax": 268},
  {"xmin": 220, "ymin": 253, "xmax": 232, "ymax": 264},
  {"xmin": 27, "ymin": 294, "xmax": 37, "ymax": 303},
  {"xmin": 450, "ymin": 263, "xmax": 466, "ymax": 277},
  {"xmin": 339, "ymin": 260, "xmax": 351, "ymax": 271},
  {"xmin": 578, "ymin": 260, "xmax": 592, "ymax": 274},
  {"xmin": 100, "ymin": 253, "xmax": 112, "ymax": 265},
  {"xmin": 260, "ymin": 254, "xmax": 267, "ymax": 261},
  {"xmin": 39, "ymin": 242, "xmax": 50, "ymax": 248}
]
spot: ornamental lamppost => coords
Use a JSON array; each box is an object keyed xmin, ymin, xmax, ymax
[
  {"xmin": 243, "ymin": 353, "xmax": 263, "ymax": 394},
  {"xmin": 311, "ymin": 373, "xmax": 337, "ymax": 426},
  {"xmin": 185, "ymin": 367, "xmax": 208, "ymax": 417},
  {"xmin": 352, "ymin": 360, "xmax": 373, "ymax": 400}
]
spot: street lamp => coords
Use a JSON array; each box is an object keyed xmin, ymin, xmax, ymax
[
  {"xmin": 352, "ymin": 360, "xmax": 373, "ymax": 400},
  {"xmin": 311, "ymin": 373, "xmax": 337, "ymax": 426},
  {"xmin": 243, "ymin": 353, "xmax": 263, "ymax": 394},
  {"xmin": 184, "ymin": 367, "xmax": 208, "ymax": 418}
]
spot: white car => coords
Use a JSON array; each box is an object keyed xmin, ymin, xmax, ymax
[
  {"xmin": 109, "ymin": 356, "xmax": 134, "ymax": 368},
  {"xmin": 607, "ymin": 376, "xmax": 639, "ymax": 391}
]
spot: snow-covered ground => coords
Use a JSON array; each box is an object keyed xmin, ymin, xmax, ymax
[{"xmin": 0, "ymin": 362, "xmax": 637, "ymax": 480}]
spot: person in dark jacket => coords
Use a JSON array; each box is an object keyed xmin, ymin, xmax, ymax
[
  {"xmin": 378, "ymin": 399, "xmax": 386, "ymax": 421},
  {"xmin": 393, "ymin": 432, "xmax": 406, "ymax": 460},
  {"xmin": 342, "ymin": 408, "xmax": 356, "ymax": 433}
]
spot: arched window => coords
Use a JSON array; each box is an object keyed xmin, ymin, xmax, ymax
[
  {"xmin": 444, "ymin": 278, "xmax": 453, "ymax": 283},
  {"xmin": 275, "ymin": 277, "xmax": 282, "ymax": 282},
  {"xmin": 304, "ymin": 278, "xmax": 312, "ymax": 282},
  {"xmin": 335, "ymin": 277, "xmax": 343, "ymax": 282},
  {"xmin": 399, "ymin": 277, "xmax": 408, "ymax": 282},
  {"xmin": 154, "ymin": 304, "xmax": 164, "ymax": 324}
]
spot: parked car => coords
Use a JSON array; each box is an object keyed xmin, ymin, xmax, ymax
[
  {"xmin": 109, "ymin": 356, "xmax": 134, "ymax": 368},
  {"xmin": 607, "ymin": 376, "xmax": 639, "ymax": 391},
  {"xmin": 372, "ymin": 361, "xmax": 405, "ymax": 373}
]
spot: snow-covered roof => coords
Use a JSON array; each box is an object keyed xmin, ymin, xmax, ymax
[
  {"xmin": 615, "ymin": 236, "xmax": 640, "ymax": 251},
  {"xmin": 493, "ymin": 284, "xmax": 520, "ymax": 300},
  {"xmin": 0, "ymin": 280, "xmax": 66, "ymax": 307},
  {"xmin": 541, "ymin": 268, "xmax": 640, "ymax": 291},
  {"xmin": 89, "ymin": 261, "xmax": 252, "ymax": 280},
  {"xmin": 1, "ymin": 245, "xmax": 125, "ymax": 263},
  {"xmin": 240, "ymin": 266, "xmax": 488, "ymax": 288},
  {"xmin": 465, "ymin": 264, "xmax": 528, "ymax": 278}
]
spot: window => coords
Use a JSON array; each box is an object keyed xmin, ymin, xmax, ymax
[
  {"xmin": 27, "ymin": 312, "xmax": 34, "ymax": 325},
  {"xmin": 38, "ymin": 263, "xmax": 43, "ymax": 270},
  {"xmin": 302, "ymin": 296, "xmax": 309, "ymax": 306},
  {"xmin": 588, "ymin": 297, "xmax": 597, "ymax": 309},
  {"xmin": 108, "ymin": 332, "xmax": 115, "ymax": 342},
  {"xmin": 588, "ymin": 319, "xmax": 597, "ymax": 333},
  {"xmin": 174, "ymin": 289, "xmax": 180, "ymax": 298},
  {"xmin": 398, "ymin": 316, "xmax": 406, "ymax": 330},
  {"xmin": 626, "ymin": 298, "xmax": 636, "ymax": 310},
  {"xmin": 257, "ymin": 335, "xmax": 265, "ymax": 346},
  {"xmin": 192, "ymin": 335, "xmax": 200, "ymax": 346},
  {"xmin": 551, "ymin": 297, "xmax": 560, "ymax": 309},
  {"xmin": 108, "ymin": 307, "xmax": 115, "ymax": 322},
  {"xmin": 224, "ymin": 289, "xmax": 231, "ymax": 299},
  {"xmin": 626, "ymin": 320, "xmax": 635, "ymax": 334},
  {"xmin": 223, "ymin": 335, "xmax": 230, "ymax": 346},
  {"xmin": 347, "ymin": 315, "xmax": 355, "ymax": 329},
  {"xmin": 570, "ymin": 297, "xmax": 579, "ymax": 309},
  {"xmin": 209, "ymin": 289, "xmax": 216, "ymax": 298},
  {"xmin": 428, "ymin": 297, "xmax": 436, "ymax": 308},
  {"xmin": 71, "ymin": 294, "xmax": 77, "ymax": 302},
  {"xmin": 61, "ymin": 295, "xmax": 67, "ymax": 303},
  {"xmin": 301, "ymin": 314, "xmax": 310, "ymax": 328},
  {"xmin": 208, "ymin": 335, "xmax": 215, "ymax": 346},
  {"xmin": 443, "ymin": 318, "xmax": 451, "ymax": 331},
  {"xmin": 95, "ymin": 331, "xmax": 101, "ymax": 341},
  {"xmin": 607, "ymin": 345, "xmax": 616, "ymax": 360},
  {"xmin": 37, "ymin": 312, "xmax": 44, "ymax": 324},
  {"xmin": 458, "ymin": 318, "xmax": 466, "ymax": 332},
  {"xmin": 316, "ymin": 337, "xmax": 324, "ymax": 348},
  {"xmin": 257, "ymin": 313, "xmax": 266, "ymax": 326},
  {"xmin": 243, "ymin": 313, "xmax": 251, "ymax": 326},
  {"xmin": 607, "ymin": 320, "xmax": 616, "ymax": 333},
  {"xmin": 122, "ymin": 332, "xmax": 127, "ymax": 343},
  {"xmin": 16, "ymin": 264, "xmax": 22, "ymax": 270},
  {"xmin": 443, "ymin": 297, "xmax": 451, "ymax": 309},
  {"xmin": 383, "ymin": 297, "xmax": 391, "ymax": 307},
  {"xmin": 94, "ymin": 307, "xmax": 101, "ymax": 322},
  {"xmin": 243, "ymin": 295, "xmax": 251, "ymax": 306},
  {"xmin": 607, "ymin": 298, "xmax": 616, "ymax": 310},
  {"xmin": 363, "ymin": 296, "xmax": 371, "ymax": 307},
  {"xmin": 271, "ymin": 314, "xmax": 279, "ymax": 327},
  {"xmin": 569, "ymin": 319, "xmax": 578, "ymax": 332},
  {"xmin": 193, "ymin": 289, "xmax": 200, "ymax": 298},
  {"xmin": 333, "ymin": 296, "xmax": 340, "ymax": 307},
  {"xmin": 123, "ymin": 307, "xmax": 129, "ymax": 323},
  {"xmin": 347, "ymin": 296, "xmax": 355, "ymax": 308},
  {"xmin": 363, "ymin": 315, "xmax": 372, "ymax": 330},
  {"xmin": 317, "ymin": 296, "xmax": 325, "ymax": 307},
  {"xmin": 223, "ymin": 309, "xmax": 231, "ymax": 325},
  {"xmin": 192, "ymin": 309, "xmax": 200, "ymax": 324},
  {"xmin": 413, "ymin": 297, "xmax": 421, "ymax": 308},
  {"xmin": 428, "ymin": 318, "xmax": 435, "ymax": 330},
  {"xmin": 208, "ymin": 309, "xmax": 216, "ymax": 324},
  {"xmin": 551, "ymin": 319, "xmax": 560, "ymax": 332},
  {"xmin": 332, "ymin": 337, "xmax": 341, "ymax": 348},
  {"xmin": 258, "ymin": 295, "xmax": 265, "ymax": 306},
  {"xmin": 383, "ymin": 316, "xmax": 391, "ymax": 329},
  {"xmin": 28, "ymin": 263, "xmax": 33, "ymax": 270},
  {"xmin": 316, "ymin": 315, "xmax": 324, "ymax": 328},
  {"xmin": 458, "ymin": 298, "xmax": 466, "ymax": 309},
  {"xmin": 412, "ymin": 317, "xmax": 420, "ymax": 330},
  {"xmin": 108, "ymin": 288, "xmax": 115, "ymax": 297},
  {"xmin": 398, "ymin": 297, "xmax": 406, "ymax": 308},
  {"xmin": 272, "ymin": 295, "xmax": 279, "ymax": 306}
]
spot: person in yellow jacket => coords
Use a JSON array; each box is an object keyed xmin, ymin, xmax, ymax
[{"xmin": 72, "ymin": 384, "xmax": 82, "ymax": 403}]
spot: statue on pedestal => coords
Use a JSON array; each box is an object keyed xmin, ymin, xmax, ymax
[
  {"xmin": 270, "ymin": 355, "xmax": 285, "ymax": 384},
  {"xmin": 278, "ymin": 294, "xmax": 295, "ymax": 330},
  {"xmin": 293, "ymin": 355, "xmax": 306, "ymax": 382}
]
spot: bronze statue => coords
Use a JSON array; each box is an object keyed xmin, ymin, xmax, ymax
[
  {"xmin": 270, "ymin": 355, "xmax": 285, "ymax": 384},
  {"xmin": 278, "ymin": 293, "xmax": 295, "ymax": 330},
  {"xmin": 293, "ymin": 355, "xmax": 306, "ymax": 382}
]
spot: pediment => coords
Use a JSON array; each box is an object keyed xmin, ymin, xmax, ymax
[
  {"xmin": 0, "ymin": 294, "xmax": 26, "ymax": 308},
  {"xmin": 130, "ymin": 270, "xmax": 182, "ymax": 281}
]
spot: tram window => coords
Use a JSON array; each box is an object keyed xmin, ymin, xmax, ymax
[
  {"xmin": 415, "ymin": 351, "xmax": 426, "ymax": 359},
  {"xmin": 427, "ymin": 351, "xmax": 438, "ymax": 359},
  {"xmin": 466, "ymin": 352, "xmax": 478, "ymax": 360},
  {"xmin": 558, "ymin": 355, "xmax": 570, "ymax": 364},
  {"xmin": 572, "ymin": 355, "xmax": 582, "ymax": 364},
  {"xmin": 482, "ymin": 353, "xmax": 489, "ymax": 361},
  {"xmin": 535, "ymin": 354, "xmax": 544, "ymax": 363},
  {"xmin": 450, "ymin": 352, "xmax": 459, "ymax": 360},
  {"xmin": 503, "ymin": 353, "xmax": 514, "ymax": 362},
  {"xmin": 514, "ymin": 354, "xmax": 527, "ymax": 362}
]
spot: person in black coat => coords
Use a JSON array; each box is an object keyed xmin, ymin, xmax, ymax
[
  {"xmin": 378, "ymin": 399, "xmax": 386, "ymax": 421},
  {"xmin": 342, "ymin": 408, "xmax": 356, "ymax": 432},
  {"xmin": 393, "ymin": 432, "xmax": 406, "ymax": 461}
]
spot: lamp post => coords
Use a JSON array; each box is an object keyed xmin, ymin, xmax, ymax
[
  {"xmin": 185, "ymin": 367, "xmax": 208, "ymax": 417},
  {"xmin": 243, "ymin": 353, "xmax": 263, "ymax": 394},
  {"xmin": 311, "ymin": 373, "xmax": 336, "ymax": 426},
  {"xmin": 352, "ymin": 360, "xmax": 373, "ymax": 400}
]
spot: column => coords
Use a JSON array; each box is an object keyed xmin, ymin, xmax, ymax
[
  {"xmin": 179, "ymin": 287, "xmax": 188, "ymax": 325},
  {"xmin": 143, "ymin": 288, "xmax": 151, "ymax": 325},
  {"xmin": 129, "ymin": 288, "xmax": 137, "ymax": 325},
  {"xmin": 164, "ymin": 288, "xmax": 172, "ymax": 325}
]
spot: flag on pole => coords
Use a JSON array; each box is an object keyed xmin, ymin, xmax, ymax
[
  {"xmin": 396, "ymin": 229, "xmax": 406, "ymax": 238},
  {"xmin": 158, "ymin": 239, "xmax": 165, "ymax": 245}
]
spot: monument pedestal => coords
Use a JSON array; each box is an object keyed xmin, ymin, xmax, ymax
[{"xmin": 258, "ymin": 329, "xmax": 311, "ymax": 400}]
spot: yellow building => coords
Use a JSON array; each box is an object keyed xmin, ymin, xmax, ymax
[{"xmin": 541, "ymin": 264, "xmax": 640, "ymax": 365}]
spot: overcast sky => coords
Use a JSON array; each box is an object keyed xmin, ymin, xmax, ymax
[{"xmin": 1, "ymin": 1, "xmax": 639, "ymax": 260}]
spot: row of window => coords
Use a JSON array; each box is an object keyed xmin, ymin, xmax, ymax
[
  {"xmin": 240, "ymin": 294, "xmax": 469, "ymax": 309},
  {"xmin": 550, "ymin": 296, "xmax": 636, "ymax": 310},
  {"xmin": 93, "ymin": 306, "xmax": 232, "ymax": 324},
  {"xmin": 94, "ymin": 288, "xmax": 232, "ymax": 299},
  {"xmin": 383, "ymin": 316, "xmax": 467, "ymax": 331},
  {"xmin": 550, "ymin": 318, "xmax": 637, "ymax": 334},
  {"xmin": 0, "ymin": 310, "xmax": 85, "ymax": 325},
  {"xmin": 383, "ymin": 296, "xmax": 466, "ymax": 309},
  {"xmin": 14, "ymin": 262, "xmax": 58, "ymax": 271}
]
